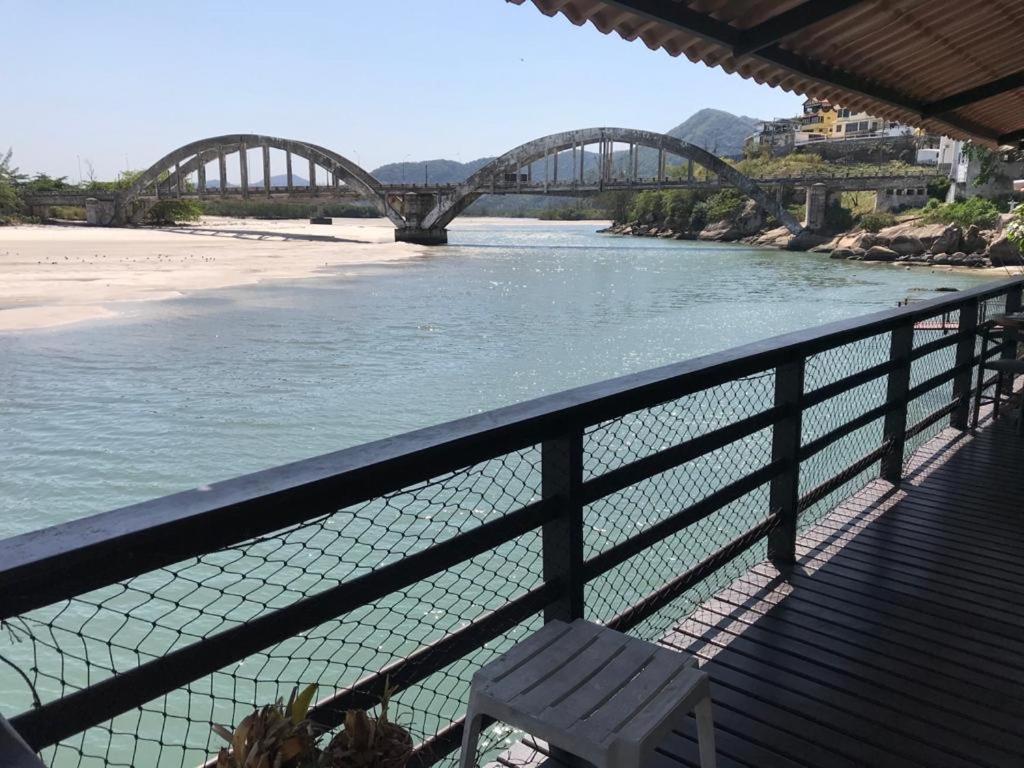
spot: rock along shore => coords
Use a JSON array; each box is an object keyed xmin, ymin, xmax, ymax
[{"xmin": 600, "ymin": 202, "xmax": 1023, "ymax": 268}]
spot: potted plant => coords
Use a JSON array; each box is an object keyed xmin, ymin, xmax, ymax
[{"xmin": 213, "ymin": 683, "xmax": 414, "ymax": 768}]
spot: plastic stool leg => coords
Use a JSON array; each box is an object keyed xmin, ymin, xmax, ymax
[
  {"xmin": 694, "ymin": 697, "xmax": 717, "ymax": 768},
  {"xmin": 459, "ymin": 711, "xmax": 485, "ymax": 768}
]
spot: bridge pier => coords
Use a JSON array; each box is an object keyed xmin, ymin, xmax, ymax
[
  {"xmin": 395, "ymin": 192, "xmax": 448, "ymax": 245},
  {"xmin": 395, "ymin": 226, "xmax": 448, "ymax": 245},
  {"xmin": 803, "ymin": 183, "xmax": 840, "ymax": 233},
  {"xmin": 85, "ymin": 198, "xmax": 116, "ymax": 226}
]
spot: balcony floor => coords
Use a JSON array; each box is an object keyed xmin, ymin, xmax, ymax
[{"xmin": 497, "ymin": 412, "xmax": 1024, "ymax": 768}]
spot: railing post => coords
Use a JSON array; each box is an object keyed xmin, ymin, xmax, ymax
[
  {"xmin": 882, "ymin": 322, "xmax": 914, "ymax": 481},
  {"xmin": 999, "ymin": 285, "xmax": 1022, "ymax": 395},
  {"xmin": 951, "ymin": 297, "xmax": 979, "ymax": 428},
  {"xmin": 541, "ymin": 428, "xmax": 585, "ymax": 624},
  {"xmin": 768, "ymin": 358, "xmax": 804, "ymax": 568}
]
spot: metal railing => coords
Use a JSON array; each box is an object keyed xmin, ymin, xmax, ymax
[{"xmin": 1, "ymin": 277, "xmax": 1021, "ymax": 768}]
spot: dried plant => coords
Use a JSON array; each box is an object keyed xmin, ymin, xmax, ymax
[
  {"xmin": 213, "ymin": 684, "xmax": 320, "ymax": 768},
  {"xmin": 320, "ymin": 684, "xmax": 413, "ymax": 768}
]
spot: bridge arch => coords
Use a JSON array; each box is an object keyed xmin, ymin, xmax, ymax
[
  {"xmin": 420, "ymin": 127, "xmax": 802, "ymax": 235},
  {"xmin": 112, "ymin": 134, "xmax": 404, "ymax": 226}
]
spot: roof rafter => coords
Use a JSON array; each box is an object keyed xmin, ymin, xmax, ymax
[
  {"xmin": 599, "ymin": 0, "xmax": 1003, "ymax": 142},
  {"xmin": 732, "ymin": 1, "xmax": 867, "ymax": 58},
  {"xmin": 922, "ymin": 70, "xmax": 1024, "ymax": 117}
]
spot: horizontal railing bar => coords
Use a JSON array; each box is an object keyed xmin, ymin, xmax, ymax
[
  {"xmin": 803, "ymin": 358, "xmax": 898, "ymax": 408},
  {"xmin": 906, "ymin": 401, "xmax": 958, "ymax": 440},
  {"xmin": 10, "ymin": 498, "xmax": 555, "ymax": 750},
  {"xmin": 911, "ymin": 331, "xmax": 964, "ymax": 361},
  {"xmin": 579, "ymin": 407, "xmax": 783, "ymax": 504},
  {"xmin": 797, "ymin": 441, "xmax": 891, "ymax": 513},
  {"xmin": 799, "ymin": 400, "xmax": 896, "ymax": 461},
  {"xmin": 582, "ymin": 460, "xmax": 785, "ymax": 581},
  {"xmin": 3, "ymin": 278, "xmax": 1019, "ymax": 608},
  {"xmin": 195, "ymin": 584, "xmax": 556, "ymax": 767},
  {"xmin": 605, "ymin": 514, "xmax": 778, "ymax": 633},
  {"xmin": 305, "ymin": 584, "xmax": 553, "ymax": 731},
  {"xmin": 907, "ymin": 363, "xmax": 966, "ymax": 402}
]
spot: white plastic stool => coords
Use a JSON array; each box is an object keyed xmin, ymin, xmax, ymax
[{"xmin": 460, "ymin": 619, "xmax": 716, "ymax": 768}]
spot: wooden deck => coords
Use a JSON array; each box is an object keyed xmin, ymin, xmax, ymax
[{"xmin": 495, "ymin": 413, "xmax": 1024, "ymax": 768}]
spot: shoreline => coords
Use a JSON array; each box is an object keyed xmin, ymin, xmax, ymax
[
  {"xmin": 597, "ymin": 228, "xmax": 1015, "ymax": 279},
  {"xmin": 0, "ymin": 217, "xmax": 426, "ymax": 332}
]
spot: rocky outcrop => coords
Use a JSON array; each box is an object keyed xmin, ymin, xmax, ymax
[
  {"xmin": 987, "ymin": 235, "xmax": 1024, "ymax": 266},
  {"xmin": 887, "ymin": 234, "xmax": 926, "ymax": 256},
  {"xmin": 698, "ymin": 200, "xmax": 765, "ymax": 242},
  {"xmin": 962, "ymin": 225, "xmax": 989, "ymax": 254},
  {"xmin": 698, "ymin": 220, "xmax": 741, "ymax": 241},
  {"xmin": 603, "ymin": 206, "xmax": 1014, "ymax": 271},
  {"xmin": 863, "ymin": 245, "xmax": 899, "ymax": 262}
]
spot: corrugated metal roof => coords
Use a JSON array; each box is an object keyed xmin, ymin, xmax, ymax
[{"xmin": 510, "ymin": 0, "xmax": 1024, "ymax": 147}]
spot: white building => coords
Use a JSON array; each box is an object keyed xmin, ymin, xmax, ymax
[{"xmin": 937, "ymin": 135, "xmax": 1024, "ymax": 202}]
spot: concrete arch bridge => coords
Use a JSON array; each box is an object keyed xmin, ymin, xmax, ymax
[{"xmin": 29, "ymin": 129, "xmax": 940, "ymax": 245}]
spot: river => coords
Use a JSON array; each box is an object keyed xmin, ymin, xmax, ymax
[{"xmin": 0, "ymin": 219, "xmax": 991, "ymax": 766}]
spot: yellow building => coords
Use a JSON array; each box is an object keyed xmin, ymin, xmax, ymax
[{"xmin": 799, "ymin": 98, "xmax": 836, "ymax": 137}]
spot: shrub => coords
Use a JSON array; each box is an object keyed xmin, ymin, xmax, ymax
[
  {"xmin": 147, "ymin": 199, "xmax": 203, "ymax": 225},
  {"xmin": 859, "ymin": 211, "xmax": 897, "ymax": 232},
  {"xmin": 921, "ymin": 197, "xmax": 1000, "ymax": 229},
  {"xmin": 824, "ymin": 201, "xmax": 854, "ymax": 233},
  {"xmin": 628, "ymin": 190, "xmax": 666, "ymax": 224},
  {"xmin": 689, "ymin": 200, "xmax": 709, "ymax": 231},
  {"xmin": 705, "ymin": 189, "xmax": 745, "ymax": 223},
  {"xmin": 664, "ymin": 190, "xmax": 697, "ymax": 230},
  {"xmin": 1008, "ymin": 205, "xmax": 1024, "ymax": 252}
]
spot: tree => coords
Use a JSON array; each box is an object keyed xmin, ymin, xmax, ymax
[
  {"xmin": 0, "ymin": 148, "xmax": 23, "ymax": 216},
  {"xmin": 1007, "ymin": 205, "xmax": 1024, "ymax": 252}
]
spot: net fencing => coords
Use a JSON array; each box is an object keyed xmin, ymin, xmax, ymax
[{"xmin": 2, "ymin": 288, "xmax": 1014, "ymax": 768}]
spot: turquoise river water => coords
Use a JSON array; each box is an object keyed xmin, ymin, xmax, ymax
[{"xmin": 0, "ymin": 220, "xmax": 993, "ymax": 767}]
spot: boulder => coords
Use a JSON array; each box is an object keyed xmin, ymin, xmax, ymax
[
  {"xmin": 888, "ymin": 233, "xmax": 927, "ymax": 256},
  {"xmin": 963, "ymin": 255, "xmax": 988, "ymax": 268},
  {"xmin": 863, "ymin": 245, "xmax": 899, "ymax": 262},
  {"xmin": 754, "ymin": 226, "xmax": 797, "ymax": 248},
  {"xmin": 949, "ymin": 251, "xmax": 967, "ymax": 264},
  {"xmin": 734, "ymin": 199, "xmax": 765, "ymax": 237},
  {"xmin": 830, "ymin": 248, "xmax": 856, "ymax": 260},
  {"xmin": 986, "ymin": 235, "xmax": 1024, "ymax": 266},
  {"xmin": 930, "ymin": 225, "xmax": 961, "ymax": 255},
  {"xmin": 698, "ymin": 219, "xmax": 741, "ymax": 241},
  {"xmin": 962, "ymin": 224, "xmax": 988, "ymax": 254},
  {"xmin": 855, "ymin": 232, "xmax": 886, "ymax": 250},
  {"xmin": 786, "ymin": 230, "xmax": 831, "ymax": 251}
]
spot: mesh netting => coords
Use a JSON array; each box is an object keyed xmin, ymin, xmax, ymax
[
  {"xmin": 3, "ymin": 448, "xmax": 544, "ymax": 768},
  {"xmin": 798, "ymin": 332, "xmax": 890, "ymax": 528},
  {"xmin": 582, "ymin": 374, "xmax": 775, "ymax": 637},
  {"xmin": 2, "ymin": 292, "xmax": 1009, "ymax": 768}
]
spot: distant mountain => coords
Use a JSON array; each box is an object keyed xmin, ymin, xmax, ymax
[
  {"xmin": 372, "ymin": 158, "xmax": 492, "ymax": 185},
  {"xmin": 665, "ymin": 108, "xmax": 761, "ymax": 158},
  {"xmin": 369, "ymin": 109, "xmax": 760, "ymax": 188}
]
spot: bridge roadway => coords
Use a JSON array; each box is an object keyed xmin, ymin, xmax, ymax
[
  {"xmin": 23, "ymin": 172, "xmax": 938, "ymax": 207},
  {"xmin": 18, "ymin": 128, "xmax": 941, "ymax": 245}
]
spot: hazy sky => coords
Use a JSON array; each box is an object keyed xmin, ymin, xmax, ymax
[{"xmin": 4, "ymin": 0, "xmax": 804, "ymax": 179}]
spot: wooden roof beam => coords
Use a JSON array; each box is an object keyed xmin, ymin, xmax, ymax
[
  {"xmin": 921, "ymin": 69, "xmax": 1024, "ymax": 117},
  {"xmin": 998, "ymin": 128, "xmax": 1024, "ymax": 149},
  {"xmin": 601, "ymin": 0, "xmax": 1004, "ymax": 143},
  {"xmin": 731, "ymin": 1, "xmax": 867, "ymax": 58}
]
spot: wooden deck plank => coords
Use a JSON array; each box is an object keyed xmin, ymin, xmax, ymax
[
  {"xmin": 661, "ymin": 419, "xmax": 1024, "ymax": 768},
  {"xmin": 491, "ymin": 416, "xmax": 1024, "ymax": 768}
]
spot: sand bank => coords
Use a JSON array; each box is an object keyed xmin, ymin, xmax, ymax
[{"xmin": 0, "ymin": 217, "xmax": 423, "ymax": 331}]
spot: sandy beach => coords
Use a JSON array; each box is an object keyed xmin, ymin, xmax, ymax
[{"xmin": 0, "ymin": 217, "xmax": 424, "ymax": 332}]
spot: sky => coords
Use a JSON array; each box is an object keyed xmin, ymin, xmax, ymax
[{"xmin": 3, "ymin": 0, "xmax": 804, "ymax": 180}]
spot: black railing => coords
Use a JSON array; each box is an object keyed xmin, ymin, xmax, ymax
[{"xmin": 1, "ymin": 277, "xmax": 1021, "ymax": 768}]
